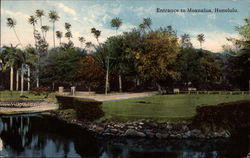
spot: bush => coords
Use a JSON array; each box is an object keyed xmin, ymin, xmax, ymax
[
  {"xmin": 56, "ymin": 95, "xmax": 75, "ymax": 109},
  {"xmin": 74, "ymin": 98, "xmax": 104, "ymax": 121},
  {"xmin": 191, "ymin": 100, "xmax": 250, "ymax": 134},
  {"xmin": 31, "ymin": 87, "xmax": 50, "ymax": 97},
  {"xmin": 55, "ymin": 95, "xmax": 104, "ymax": 121}
]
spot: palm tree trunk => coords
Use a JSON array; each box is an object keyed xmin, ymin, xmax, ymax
[
  {"xmin": 16, "ymin": 70, "xmax": 19, "ymax": 90},
  {"xmin": 10, "ymin": 66, "xmax": 13, "ymax": 91},
  {"xmin": 119, "ymin": 73, "xmax": 122, "ymax": 92},
  {"xmin": 36, "ymin": 76, "xmax": 39, "ymax": 88},
  {"xmin": 27, "ymin": 65, "xmax": 30, "ymax": 91},
  {"xmin": 33, "ymin": 25, "xmax": 37, "ymax": 46},
  {"xmin": 105, "ymin": 56, "xmax": 110, "ymax": 95},
  {"xmin": 12, "ymin": 28, "xmax": 22, "ymax": 47},
  {"xmin": 20, "ymin": 64, "xmax": 24, "ymax": 96},
  {"xmin": 40, "ymin": 18, "xmax": 45, "ymax": 40},
  {"xmin": 53, "ymin": 22, "xmax": 55, "ymax": 48}
]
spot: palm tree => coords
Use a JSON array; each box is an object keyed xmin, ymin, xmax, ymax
[
  {"xmin": 110, "ymin": 17, "xmax": 122, "ymax": 34},
  {"xmin": 91, "ymin": 28, "xmax": 101, "ymax": 44},
  {"xmin": 56, "ymin": 31, "xmax": 63, "ymax": 46},
  {"xmin": 65, "ymin": 22, "xmax": 71, "ymax": 31},
  {"xmin": 139, "ymin": 23, "xmax": 146, "ymax": 33},
  {"xmin": 35, "ymin": 9, "xmax": 45, "ymax": 39},
  {"xmin": 2, "ymin": 46, "xmax": 23, "ymax": 91},
  {"xmin": 111, "ymin": 17, "xmax": 123, "ymax": 92},
  {"xmin": 180, "ymin": 33, "xmax": 192, "ymax": 48},
  {"xmin": 78, "ymin": 37, "xmax": 85, "ymax": 48},
  {"xmin": 41, "ymin": 25, "xmax": 49, "ymax": 39},
  {"xmin": 85, "ymin": 41, "xmax": 94, "ymax": 49},
  {"xmin": 6, "ymin": 18, "xmax": 22, "ymax": 47},
  {"xmin": 197, "ymin": 33, "xmax": 205, "ymax": 49},
  {"xmin": 143, "ymin": 17, "xmax": 152, "ymax": 31},
  {"xmin": 28, "ymin": 15, "xmax": 38, "ymax": 45},
  {"xmin": 48, "ymin": 11, "xmax": 60, "ymax": 48}
]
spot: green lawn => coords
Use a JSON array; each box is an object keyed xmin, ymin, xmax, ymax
[
  {"xmin": 102, "ymin": 94, "xmax": 249, "ymax": 122},
  {"xmin": 0, "ymin": 91, "xmax": 56, "ymax": 100}
]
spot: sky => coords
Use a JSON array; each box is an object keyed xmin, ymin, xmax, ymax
[{"xmin": 1, "ymin": 0, "xmax": 249, "ymax": 52}]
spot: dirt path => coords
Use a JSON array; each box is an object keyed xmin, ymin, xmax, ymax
[
  {"xmin": 0, "ymin": 92, "xmax": 157, "ymax": 114},
  {"xmin": 0, "ymin": 100, "xmax": 58, "ymax": 115},
  {"xmin": 75, "ymin": 91, "xmax": 158, "ymax": 102}
]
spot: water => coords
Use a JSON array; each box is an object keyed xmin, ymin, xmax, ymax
[{"xmin": 0, "ymin": 114, "xmax": 248, "ymax": 158}]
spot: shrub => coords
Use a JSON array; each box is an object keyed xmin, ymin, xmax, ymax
[
  {"xmin": 74, "ymin": 98, "xmax": 104, "ymax": 121},
  {"xmin": 31, "ymin": 87, "xmax": 50, "ymax": 97},
  {"xmin": 56, "ymin": 95, "xmax": 75, "ymax": 109},
  {"xmin": 55, "ymin": 95, "xmax": 104, "ymax": 121},
  {"xmin": 191, "ymin": 100, "xmax": 250, "ymax": 134}
]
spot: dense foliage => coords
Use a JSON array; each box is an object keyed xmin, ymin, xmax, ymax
[
  {"xmin": 1, "ymin": 13, "xmax": 249, "ymax": 93},
  {"xmin": 192, "ymin": 100, "xmax": 250, "ymax": 135},
  {"xmin": 56, "ymin": 95, "xmax": 104, "ymax": 120}
]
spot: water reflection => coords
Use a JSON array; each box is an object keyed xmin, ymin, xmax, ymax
[{"xmin": 0, "ymin": 114, "xmax": 248, "ymax": 158}]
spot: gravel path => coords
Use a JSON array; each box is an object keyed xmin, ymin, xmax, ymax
[
  {"xmin": 0, "ymin": 100, "xmax": 58, "ymax": 114},
  {"xmin": 0, "ymin": 92, "xmax": 157, "ymax": 114},
  {"xmin": 75, "ymin": 91, "xmax": 158, "ymax": 102}
]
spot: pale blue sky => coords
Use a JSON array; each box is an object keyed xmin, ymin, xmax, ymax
[{"xmin": 1, "ymin": 0, "xmax": 249, "ymax": 52}]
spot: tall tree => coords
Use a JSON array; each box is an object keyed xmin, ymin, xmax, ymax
[
  {"xmin": 41, "ymin": 25, "xmax": 49, "ymax": 39},
  {"xmin": 110, "ymin": 17, "xmax": 123, "ymax": 92},
  {"xmin": 91, "ymin": 28, "xmax": 101, "ymax": 44},
  {"xmin": 223, "ymin": 16, "xmax": 250, "ymax": 90},
  {"xmin": 48, "ymin": 11, "xmax": 60, "ymax": 48},
  {"xmin": 77, "ymin": 55, "xmax": 105, "ymax": 91},
  {"xmin": 6, "ymin": 18, "xmax": 22, "ymax": 47},
  {"xmin": 135, "ymin": 29, "xmax": 180, "ymax": 93},
  {"xmin": 143, "ymin": 17, "xmax": 152, "ymax": 31},
  {"xmin": 110, "ymin": 17, "xmax": 122, "ymax": 34},
  {"xmin": 78, "ymin": 37, "xmax": 85, "ymax": 48},
  {"xmin": 28, "ymin": 15, "xmax": 38, "ymax": 45},
  {"xmin": 56, "ymin": 31, "xmax": 63, "ymax": 46},
  {"xmin": 197, "ymin": 33, "xmax": 205, "ymax": 49},
  {"xmin": 35, "ymin": 9, "xmax": 45, "ymax": 39},
  {"xmin": 180, "ymin": 33, "xmax": 193, "ymax": 48}
]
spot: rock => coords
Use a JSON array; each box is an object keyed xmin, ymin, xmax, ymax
[
  {"xmin": 139, "ymin": 122, "xmax": 144, "ymax": 125},
  {"xmin": 95, "ymin": 126, "xmax": 104, "ymax": 133},
  {"xmin": 170, "ymin": 134, "xmax": 176, "ymax": 138},
  {"xmin": 155, "ymin": 133, "xmax": 162, "ymax": 139},
  {"xmin": 127, "ymin": 126, "xmax": 134, "ymax": 129},
  {"xmin": 167, "ymin": 124, "xmax": 172, "ymax": 130},
  {"xmin": 125, "ymin": 129, "xmax": 138, "ymax": 137},
  {"xmin": 176, "ymin": 134, "xmax": 182, "ymax": 139},
  {"xmin": 183, "ymin": 131, "xmax": 192, "ymax": 138},
  {"xmin": 146, "ymin": 131, "xmax": 155, "ymax": 138},
  {"xmin": 161, "ymin": 133, "xmax": 169, "ymax": 139},
  {"xmin": 110, "ymin": 128, "xmax": 118, "ymax": 133},
  {"xmin": 224, "ymin": 131, "xmax": 231, "ymax": 138},
  {"xmin": 137, "ymin": 132, "xmax": 146, "ymax": 137},
  {"xmin": 182, "ymin": 125, "xmax": 189, "ymax": 131},
  {"xmin": 124, "ymin": 129, "xmax": 146, "ymax": 137}
]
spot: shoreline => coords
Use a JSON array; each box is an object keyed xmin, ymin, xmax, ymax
[
  {"xmin": 0, "ymin": 100, "xmax": 58, "ymax": 115},
  {"xmin": 48, "ymin": 110, "xmax": 231, "ymax": 140}
]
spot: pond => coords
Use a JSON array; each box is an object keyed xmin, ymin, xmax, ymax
[{"xmin": 0, "ymin": 114, "xmax": 248, "ymax": 158}]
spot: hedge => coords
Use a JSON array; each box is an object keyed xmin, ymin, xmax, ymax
[
  {"xmin": 56, "ymin": 95, "xmax": 104, "ymax": 121},
  {"xmin": 56, "ymin": 95, "xmax": 75, "ymax": 109},
  {"xmin": 191, "ymin": 100, "xmax": 250, "ymax": 134}
]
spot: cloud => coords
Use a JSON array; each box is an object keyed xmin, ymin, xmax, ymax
[
  {"xmin": 187, "ymin": 30, "xmax": 239, "ymax": 52},
  {"xmin": 207, "ymin": 14, "xmax": 216, "ymax": 20},
  {"xmin": 47, "ymin": 1, "xmax": 76, "ymax": 15},
  {"xmin": 1, "ymin": 8, "xmax": 29, "ymax": 20},
  {"xmin": 176, "ymin": 11, "xmax": 185, "ymax": 17},
  {"xmin": 128, "ymin": 6, "xmax": 155, "ymax": 18}
]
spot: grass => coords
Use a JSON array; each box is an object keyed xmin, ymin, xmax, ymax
[
  {"xmin": 0, "ymin": 90, "xmax": 56, "ymax": 100},
  {"xmin": 101, "ymin": 94, "xmax": 249, "ymax": 122}
]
